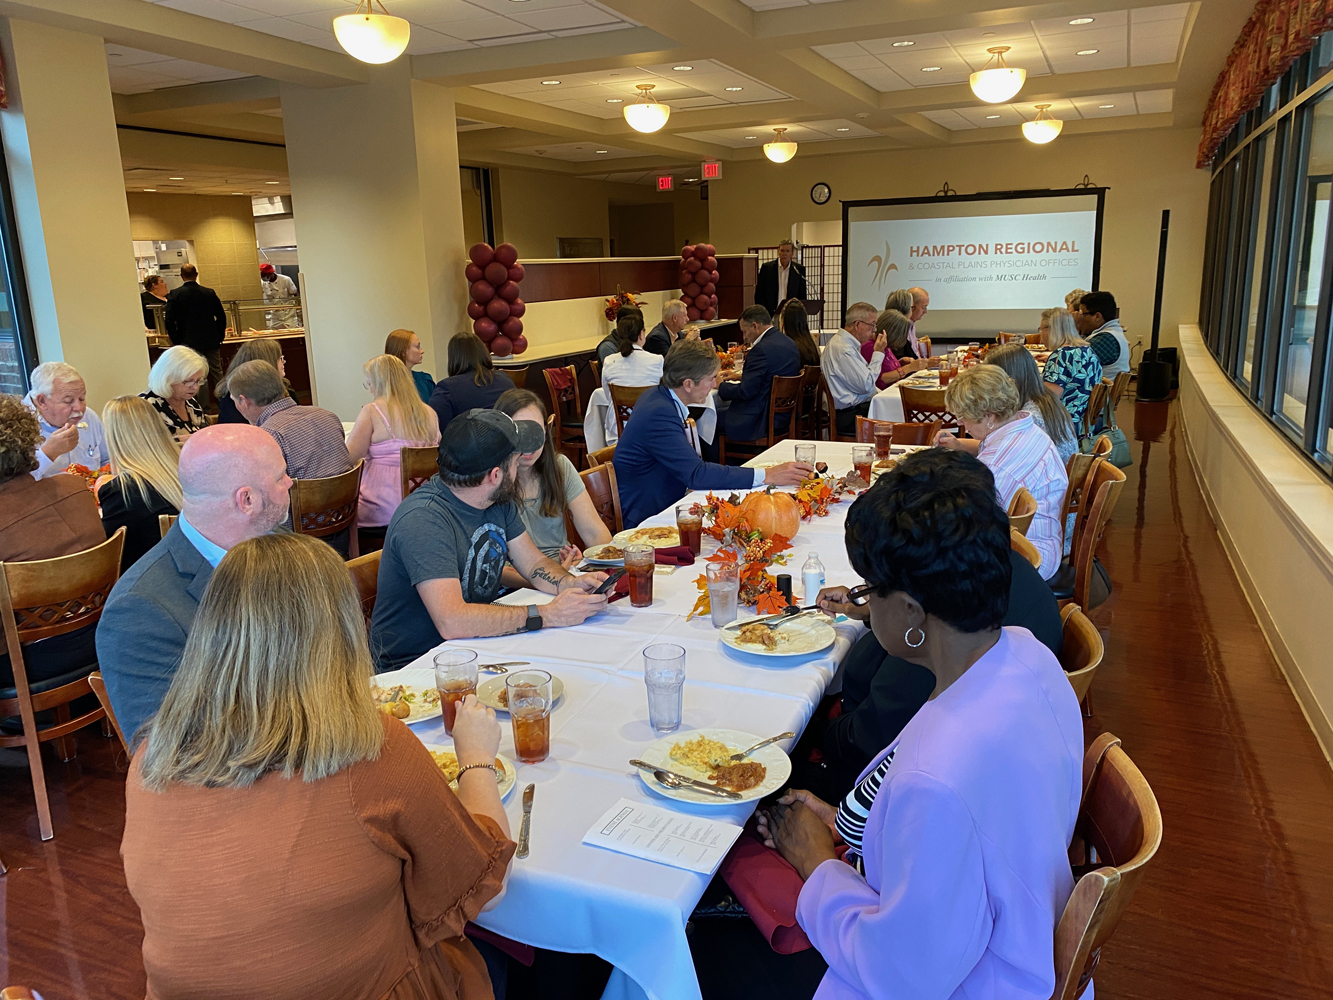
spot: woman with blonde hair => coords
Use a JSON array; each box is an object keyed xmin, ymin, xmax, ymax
[
  {"xmin": 386, "ymin": 328, "xmax": 435, "ymax": 403},
  {"xmin": 216, "ymin": 337, "xmax": 292, "ymax": 424},
  {"xmin": 141, "ymin": 344, "xmax": 209, "ymax": 442},
  {"xmin": 347, "ymin": 354, "xmax": 442, "ymax": 540},
  {"xmin": 123, "ymin": 532, "xmax": 514, "ymax": 1000},
  {"xmin": 1040, "ymin": 306, "xmax": 1103, "ymax": 425},
  {"xmin": 96, "ymin": 395, "xmax": 183, "ymax": 570}
]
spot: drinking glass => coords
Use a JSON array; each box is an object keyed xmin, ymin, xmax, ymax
[
  {"xmin": 851, "ymin": 444, "xmax": 874, "ymax": 484},
  {"xmin": 794, "ymin": 442, "xmax": 816, "ymax": 466},
  {"xmin": 676, "ymin": 503, "xmax": 703, "ymax": 555},
  {"xmin": 506, "ymin": 669, "xmax": 553, "ymax": 763},
  {"xmin": 872, "ymin": 425, "xmax": 893, "ymax": 460},
  {"xmin": 433, "ymin": 648, "xmax": 478, "ymax": 736},
  {"xmin": 706, "ymin": 560, "xmax": 740, "ymax": 627},
  {"xmin": 625, "ymin": 543, "xmax": 655, "ymax": 607},
  {"xmin": 643, "ymin": 644, "xmax": 686, "ymax": 734}
]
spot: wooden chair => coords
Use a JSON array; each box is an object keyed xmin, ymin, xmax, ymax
[
  {"xmin": 797, "ymin": 366, "xmax": 824, "ymax": 440},
  {"xmin": 1108, "ymin": 370, "xmax": 1132, "ymax": 407},
  {"xmin": 543, "ymin": 365, "xmax": 587, "ymax": 468},
  {"xmin": 506, "ymin": 365, "xmax": 529, "ymax": 390},
  {"xmin": 586, "ymin": 443, "xmax": 616, "ymax": 469},
  {"xmin": 1058, "ymin": 604, "xmax": 1102, "ymax": 717},
  {"xmin": 1061, "ymin": 438, "xmax": 1111, "ymax": 532},
  {"xmin": 854, "ymin": 416, "xmax": 942, "ymax": 446},
  {"xmin": 0, "ymin": 528, "xmax": 126, "ymax": 840},
  {"xmin": 290, "ymin": 460, "xmax": 364, "ymax": 560},
  {"xmin": 1025, "ymin": 333, "xmax": 1046, "ymax": 345},
  {"xmin": 400, "ymin": 446, "xmax": 438, "ymax": 499},
  {"xmin": 87, "ymin": 670, "xmax": 128, "ymax": 753},
  {"xmin": 1082, "ymin": 381, "xmax": 1110, "ymax": 437},
  {"xmin": 588, "ymin": 359, "xmax": 599, "ymax": 385},
  {"xmin": 1010, "ymin": 528, "xmax": 1042, "ymax": 570},
  {"xmin": 1007, "ymin": 487, "xmax": 1037, "ymax": 536},
  {"xmin": 346, "ymin": 549, "xmax": 381, "ymax": 629},
  {"xmin": 2, "ymin": 989, "xmax": 42, "ymax": 999},
  {"xmin": 1054, "ymin": 733, "xmax": 1163, "ymax": 1000},
  {"xmin": 158, "ymin": 513, "xmax": 177, "ymax": 538},
  {"xmin": 609, "ymin": 382, "xmax": 651, "ymax": 438},
  {"xmin": 820, "ymin": 373, "xmax": 855, "ymax": 442},
  {"xmin": 720, "ymin": 374, "xmax": 804, "ymax": 463},
  {"xmin": 569, "ymin": 462, "xmax": 622, "ymax": 547},
  {"xmin": 917, "ymin": 336, "xmax": 932, "ymax": 357},
  {"xmin": 900, "ymin": 385, "xmax": 959, "ymax": 430},
  {"xmin": 1055, "ymin": 460, "xmax": 1127, "ymax": 610}
]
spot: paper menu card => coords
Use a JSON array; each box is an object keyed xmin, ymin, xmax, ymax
[{"xmin": 582, "ymin": 798, "xmax": 744, "ymax": 875}]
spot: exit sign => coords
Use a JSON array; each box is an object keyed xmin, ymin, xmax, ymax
[
  {"xmin": 701, "ymin": 160, "xmax": 722, "ymax": 180},
  {"xmin": 656, "ymin": 174, "xmax": 674, "ymax": 191}
]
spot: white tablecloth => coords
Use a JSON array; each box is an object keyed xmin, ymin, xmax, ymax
[
  {"xmin": 867, "ymin": 371, "xmax": 945, "ymax": 422},
  {"xmin": 399, "ymin": 442, "xmax": 869, "ymax": 1000},
  {"xmin": 583, "ymin": 388, "xmax": 720, "ymax": 452}
]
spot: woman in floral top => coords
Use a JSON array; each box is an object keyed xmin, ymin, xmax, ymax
[
  {"xmin": 141, "ymin": 345, "xmax": 210, "ymax": 444},
  {"xmin": 1040, "ymin": 307, "xmax": 1102, "ymax": 427}
]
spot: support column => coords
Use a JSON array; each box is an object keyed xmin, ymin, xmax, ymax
[
  {"xmin": 281, "ymin": 66, "xmax": 467, "ymax": 419},
  {"xmin": 0, "ymin": 18, "xmax": 146, "ymax": 407}
]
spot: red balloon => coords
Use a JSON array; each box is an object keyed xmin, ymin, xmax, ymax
[
  {"xmin": 711, "ymin": 270, "xmax": 721, "ymax": 286},
  {"xmin": 474, "ymin": 316, "xmax": 498, "ymax": 339},
  {"xmin": 694, "ymin": 294, "xmax": 710, "ymax": 310},
  {"xmin": 484, "ymin": 261, "xmax": 509, "ymax": 285},
  {"xmin": 466, "ymin": 300, "xmax": 485, "ymax": 320},
  {"xmin": 679, "ymin": 274, "xmax": 693, "ymax": 289},
  {"xmin": 701, "ymin": 282, "xmax": 716, "ymax": 295},
  {"xmin": 490, "ymin": 334, "xmax": 513, "ymax": 357},
  {"xmin": 685, "ymin": 257, "xmax": 702, "ymax": 274},
  {"xmin": 469, "ymin": 243, "xmax": 495, "ymax": 267},
  {"xmin": 486, "ymin": 297, "xmax": 511, "ymax": 322},
  {"xmin": 510, "ymin": 334, "xmax": 528, "ymax": 355},
  {"xmin": 465, "ymin": 263, "xmax": 484, "ymax": 284},
  {"xmin": 709, "ymin": 293, "xmax": 718, "ymax": 306},
  {"xmin": 497, "ymin": 280, "xmax": 520, "ymax": 302},
  {"xmin": 681, "ymin": 245, "xmax": 695, "ymax": 259},
  {"xmin": 693, "ymin": 245, "xmax": 709, "ymax": 261},
  {"xmin": 704, "ymin": 256, "xmax": 717, "ymax": 271},
  {"xmin": 703, "ymin": 244, "xmax": 715, "ymax": 257},
  {"xmin": 684, "ymin": 282, "xmax": 701, "ymax": 298},
  {"xmin": 494, "ymin": 243, "xmax": 519, "ymax": 267},
  {"xmin": 686, "ymin": 305, "xmax": 701, "ymax": 321},
  {"xmin": 470, "ymin": 280, "xmax": 495, "ymax": 304},
  {"xmin": 507, "ymin": 263, "xmax": 525, "ymax": 283},
  {"xmin": 702, "ymin": 307, "xmax": 716, "ymax": 321},
  {"xmin": 508, "ymin": 299, "xmax": 526, "ymax": 319},
  {"xmin": 500, "ymin": 316, "xmax": 523, "ymax": 339}
]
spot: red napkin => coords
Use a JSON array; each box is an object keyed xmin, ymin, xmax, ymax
[
  {"xmin": 464, "ymin": 923, "xmax": 535, "ymax": 966},
  {"xmin": 546, "ymin": 366, "xmax": 573, "ymax": 390},
  {"xmin": 609, "ymin": 572, "xmax": 630, "ymax": 603},
  {"xmin": 718, "ymin": 821, "xmax": 813, "ymax": 954},
  {"xmin": 654, "ymin": 545, "xmax": 695, "ymax": 566}
]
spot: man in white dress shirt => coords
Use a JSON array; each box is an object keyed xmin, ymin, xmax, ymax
[
  {"xmin": 821, "ymin": 302, "xmax": 889, "ymax": 438},
  {"xmin": 908, "ymin": 286, "xmax": 931, "ymax": 358},
  {"xmin": 22, "ymin": 361, "xmax": 109, "ymax": 479}
]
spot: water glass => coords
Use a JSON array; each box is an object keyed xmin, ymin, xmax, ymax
[
  {"xmin": 506, "ymin": 669, "xmax": 553, "ymax": 763},
  {"xmin": 433, "ymin": 648, "xmax": 479, "ymax": 736},
  {"xmin": 706, "ymin": 560, "xmax": 740, "ymax": 627},
  {"xmin": 794, "ymin": 443, "xmax": 816, "ymax": 466},
  {"xmin": 643, "ymin": 643, "xmax": 686, "ymax": 734}
]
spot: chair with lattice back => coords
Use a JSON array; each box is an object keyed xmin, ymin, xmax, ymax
[
  {"xmin": 720, "ymin": 374, "xmax": 805, "ymax": 463},
  {"xmin": 797, "ymin": 365, "xmax": 824, "ymax": 440},
  {"xmin": 400, "ymin": 446, "xmax": 438, "ymax": 499},
  {"xmin": 854, "ymin": 416, "xmax": 942, "ymax": 447},
  {"xmin": 543, "ymin": 365, "xmax": 587, "ymax": 467},
  {"xmin": 566, "ymin": 462, "xmax": 623, "ymax": 548},
  {"xmin": 609, "ymin": 383, "xmax": 651, "ymax": 438},
  {"xmin": 900, "ymin": 385, "xmax": 959, "ymax": 431},
  {"xmin": 290, "ymin": 460, "xmax": 364, "ymax": 559},
  {"xmin": 0, "ymin": 528, "xmax": 126, "ymax": 840}
]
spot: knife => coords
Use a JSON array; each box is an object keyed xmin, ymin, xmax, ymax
[
  {"xmin": 628, "ymin": 759, "xmax": 743, "ymax": 799},
  {"xmin": 516, "ymin": 783, "xmax": 534, "ymax": 859}
]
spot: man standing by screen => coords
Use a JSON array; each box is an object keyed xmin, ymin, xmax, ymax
[
  {"xmin": 755, "ymin": 240, "xmax": 807, "ymax": 317},
  {"xmin": 907, "ymin": 287, "xmax": 931, "ymax": 358}
]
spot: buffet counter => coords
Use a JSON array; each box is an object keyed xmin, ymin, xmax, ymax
[{"xmin": 146, "ymin": 329, "xmax": 313, "ymax": 405}]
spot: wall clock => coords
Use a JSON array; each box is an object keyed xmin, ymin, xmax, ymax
[{"xmin": 810, "ymin": 182, "xmax": 831, "ymax": 205}]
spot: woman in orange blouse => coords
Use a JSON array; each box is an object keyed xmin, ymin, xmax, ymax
[{"xmin": 122, "ymin": 532, "xmax": 515, "ymax": 1000}]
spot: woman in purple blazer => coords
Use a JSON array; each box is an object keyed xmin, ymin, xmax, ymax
[{"xmin": 757, "ymin": 449, "xmax": 1084, "ymax": 1000}]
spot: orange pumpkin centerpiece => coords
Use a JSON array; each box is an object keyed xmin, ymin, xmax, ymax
[{"xmin": 739, "ymin": 489, "xmax": 800, "ymax": 541}]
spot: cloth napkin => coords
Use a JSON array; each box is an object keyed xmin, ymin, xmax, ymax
[
  {"xmin": 653, "ymin": 545, "xmax": 695, "ymax": 566},
  {"xmin": 465, "ymin": 923, "xmax": 535, "ymax": 967},
  {"xmin": 546, "ymin": 366, "xmax": 574, "ymax": 391},
  {"xmin": 718, "ymin": 820, "xmax": 813, "ymax": 954}
]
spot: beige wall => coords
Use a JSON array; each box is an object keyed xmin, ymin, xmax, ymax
[
  {"xmin": 127, "ymin": 192, "xmax": 263, "ymax": 304},
  {"xmin": 610, "ymin": 202, "xmax": 675, "ymax": 256},
  {"xmin": 710, "ymin": 127, "xmax": 1210, "ymax": 349}
]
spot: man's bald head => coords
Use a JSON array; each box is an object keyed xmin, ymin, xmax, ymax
[
  {"xmin": 908, "ymin": 286, "xmax": 929, "ymax": 322},
  {"xmin": 178, "ymin": 425, "xmax": 292, "ymax": 547}
]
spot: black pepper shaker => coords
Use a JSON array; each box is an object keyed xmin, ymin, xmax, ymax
[{"xmin": 776, "ymin": 574, "xmax": 793, "ymax": 604}]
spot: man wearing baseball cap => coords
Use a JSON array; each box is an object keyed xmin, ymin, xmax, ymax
[
  {"xmin": 370, "ymin": 409, "xmax": 610, "ymax": 669},
  {"xmin": 260, "ymin": 262, "xmax": 299, "ymax": 329}
]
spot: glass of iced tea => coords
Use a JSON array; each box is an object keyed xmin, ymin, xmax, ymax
[
  {"xmin": 433, "ymin": 647, "xmax": 478, "ymax": 736},
  {"xmin": 624, "ymin": 543, "xmax": 655, "ymax": 607},
  {"xmin": 851, "ymin": 444, "xmax": 874, "ymax": 485},
  {"xmin": 676, "ymin": 504, "xmax": 703, "ymax": 555},
  {"xmin": 506, "ymin": 669, "xmax": 553, "ymax": 763},
  {"xmin": 872, "ymin": 424, "xmax": 893, "ymax": 460}
]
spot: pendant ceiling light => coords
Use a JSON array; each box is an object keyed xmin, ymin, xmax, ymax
[
  {"xmin": 969, "ymin": 46, "xmax": 1025, "ymax": 103},
  {"xmin": 763, "ymin": 127, "xmax": 798, "ymax": 163},
  {"xmin": 333, "ymin": 0, "xmax": 410, "ymax": 64},
  {"xmin": 1022, "ymin": 104, "xmax": 1063, "ymax": 144},
  {"xmin": 624, "ymin": 84, "xmax": 671, "ymax": 133}
]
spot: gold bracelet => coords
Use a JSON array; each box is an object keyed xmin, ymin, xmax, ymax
[{"xmin": 457, "ymin": 762, "xmax": 499, "ymax": 781}]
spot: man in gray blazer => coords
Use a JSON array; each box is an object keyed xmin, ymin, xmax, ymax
[{"xmin": 96, "ymin": 424, "xmax": 292, "ymax": 744}]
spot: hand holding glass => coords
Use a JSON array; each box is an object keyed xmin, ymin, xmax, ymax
[{"xmin": 434, "ymin": 648, "xmax": 478, "ymax": 736}]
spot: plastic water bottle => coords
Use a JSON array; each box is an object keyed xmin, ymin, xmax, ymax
[{"xmin": 802, "ymin": 553, "xmax": 825, "ymax": 603}]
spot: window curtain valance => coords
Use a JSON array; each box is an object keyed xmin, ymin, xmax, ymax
[{"xmin": 1198, "ymin": 0, "xmax": 1333, "ymax": 168}]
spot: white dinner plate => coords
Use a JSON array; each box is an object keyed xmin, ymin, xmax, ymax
[
  {"xmin": 477, "ymin": 673, "xmax": 565, "ymax": 713},
  {"xmin": 719, "ymin": 615, "xmax": 836, "ymax": 658},
  {"xmin": 612, "ymin": 526, "xmax": 681, "ymax": 548},
  {"xmin": 582, "ymin": 543, "xmax": 625, "ymax": 566},
  {"xmin": 635, "ymin": 728, "xmax": 792, "ymax": 806},
  {"xmin": 370, "ymin": 668, "xmax": 439, "ymax": 724},
  {"xmin": 422, "ymin": 744, "xmax": 518, "ymax": 801}
]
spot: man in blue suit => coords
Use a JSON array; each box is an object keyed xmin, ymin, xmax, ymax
[
  {"xmin": 614, "ymin": 339, "xmax": 812, "ymax": 527},
  {"xmin": 717, "ymin": 304, "xmax": 802, "ymax": 443}
]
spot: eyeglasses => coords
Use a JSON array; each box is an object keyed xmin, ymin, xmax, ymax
[{"xmin": 845, "ymin": 583, "xmax": 878, "ymax": 606}]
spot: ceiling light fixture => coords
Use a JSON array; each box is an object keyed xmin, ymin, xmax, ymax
[
  {"xmin": 985, "ymin": 114, "xmax": 1000, "ymax": 119},
  {"xmin": 596, "ymin": 149, "xmax": 609, "ymax": 153},
  {"xmin": 969, "ymin": 45, "xmax": 1026, "ymax": 103},
  {"xmin": 892, "ymin": 40, "xmax": 914, "ymax": 47},
  {"xmin": 1022, "ymin": 104, "xmax": 1063, "ymax": 144},
  {"xmin": 143, "ymin": 188, "xmax": 156, "ymax": 192},
  {"xmin": 836, "ymin": 127, "xmax": 851, "ymax": 131},
  {"xmin": 1098, "ymin": 104, "xmax": 1115, "ymax": 108},
  {"xmin": 1069, "ymin": 17, "xmax": 1094, "ymax": 25},
  {"xmin": 606, "ymin": 98, "xmax": 623, "ymax": 103},
  {"xmin": 265, "ymin": 180, "xmax": 281, "ymax": 185},
  {"xmin": 673, "ymin": 65, "xmax": 692, "ymax": 71},
  {"xmin": 725, "ymin": 86, "xmax": 743, "ymax": 91},
  {"xmin": 763, "ymin": 127, "xmax": 797, "ymax": 163},
  {"xmin": 169, "ymin": 176, "xmax": 184, "ymax": 180},
  {"xmin": 745, "ymin": 135, "xmax": 758, "ymax": 139},
  {"xmin": 541, "ymin": 80, "xmax": 560, "ymax": 85},
  {"xmin": 1076, "ymin": 49, "xmax": 1099, "ymax": 56},
  {"xmin": 333, "ymin": 0, "xmax": 410, "ymax": 64},
  {"xmin": 232, "ymin": 192, "xmax": 244, "ymax": 195},
  {"xmin": 921, "ymin": 66, "xmax": 942, "ymax": 72},
  {"xmin": 623, "ymin": 83, "xmax": 670, "ymax": 133}
]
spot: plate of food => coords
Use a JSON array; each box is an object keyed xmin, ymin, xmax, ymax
[
  {"xmin": 476, "ymin": 673, "xmax": 565, "ymax": 712},
  {"xmin": 422, "ymin": 744, "xmax": 518, "ymax": 801},
  {"xmin": 371, "ymin": 669, "xmax": 440, "ymax": 723},
  {"xmin": 720, "ymin": 615, "xmax": 836, "ymax": 658},
  {"xmin": 612, "ymin": 525, "xmax": 681, "ymax": 548},
  {"xmin": 582, "ymin": 543, "xmax": 625, "ymax": 565},
  {"xmin": 635, "ymin": 729, "xmax": 792, "ymax": 805}
]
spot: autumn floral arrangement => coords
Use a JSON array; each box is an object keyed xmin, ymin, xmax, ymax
[
  {"xmin": 686, "ymin": 478, "xmax": 855, "ymax": 620},
  {"xmin": 604, "ymin": 286, "xmax": 642, "ymax": 322}
]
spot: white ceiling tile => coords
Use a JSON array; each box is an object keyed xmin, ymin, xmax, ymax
[
  {"xmin": 105, "ymin": 44, "xmax": 176, "ymax": 66},
  {"xmin": 846, "ymin": 66, "xmax": 912, "ymax": 92},
  {"xmin": 468, "ymin": 0, "xmax": 592, "ymax": 12},
  {"xmin": 833, "ymin": 54, "xmax": 885, "ymax": 71},
  {"xmin": 955, "ymin": 105, "xmax": 1025, "ymax": 127},
  {"xmin": 474, "ymin": 31, "xmax": 552, "ymax": 44},
  {"xmin": 878, "ymin": 50, "xmax": 972, "ymax": 87},
  {"xmin": 921, "ymin": 109, "xmax": 976, "ymax": 131},
  {"xmin": 146, "ymin": 58, "xmax": 253, "ymax": 82},
  {"xmin": 951, "ymin": 36, "xmax": 1051, "ymax": 74},
  {"xmin": 108, "ymin": 65, "xmax": 187, "ymax": 92},
  {"xmin": 811, "ymin": 42, "xmax": 865, "ymax": 59},
  {"xmin": 156, "ymin": 0, "xmax": 263, "ymax": 22},
  {"xmin": 226, "ymin": 0, "xmax": 352, "ymax": 14},
  {"xmin": 550, "ymin": 22, "xmax": 632, "ymax": 36},
  {"xmin": 404, "ymin": 25, "xmax": 475, "ymax": 53},
  {"xmin": 237, "ymin": 16, "xmax": 340, "ymax": 42},
  {"xmin": 429, "ymin": 14, "xmax": 538, "ymax": 38},
  {"xmin": 1130, "ymin": 19, "xmax": 1184, "ymax": 66},
  {"xmin": 860, "ymin": 33, "xmax": 951, "ymax": 54},
  {"xmin": 1134, "ymin": 88, "xmax": 1174, "ymax": 114},
  {"xmin": 378, "ymin": 0, "xmax": 490, "ymax": 21},
  {"xmin": 1132, "ymin": 3, "xmax": 1190, "ymax": 23},
  {"xmin": 509, "ymin": 5, "xmax": 621, "ymax": 30},
  {"xmin": 1031, "ymin": 9, "xmax": 1127, "ymax": 36},
  {"xmin": 746, "ymin": 0, "xmax": 807, "ymax": 9},
  {"xmin": 941, "ymin": 22, "xmax": 1035, "ymax": 47}
]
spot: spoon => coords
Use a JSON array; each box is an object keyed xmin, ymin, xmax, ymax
[{"xmin": 730, "ymin": 732, "xmax": 795, "ymax": 761}]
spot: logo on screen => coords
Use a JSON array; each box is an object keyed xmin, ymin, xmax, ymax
[{"xmin": 867, "ymin": 242, "xmax": 898, "ymax": 288}]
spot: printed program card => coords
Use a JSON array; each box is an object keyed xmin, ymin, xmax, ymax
[{"xmin": 582, "ymin": 798, "xmax": 744, "ymax": 875}]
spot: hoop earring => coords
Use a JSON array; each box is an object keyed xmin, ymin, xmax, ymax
[{"xmin": 905, "ymin": 627, "xmax": 926, "ymax": 648}]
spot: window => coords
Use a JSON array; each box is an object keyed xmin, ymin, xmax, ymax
[
  {"xmin": 1239, "ymin": 134, "xmax": 1275, "ymax": 386},
  {"xmin": 0, "ymin": 134, "xmax": 36, "ymax": 397}
]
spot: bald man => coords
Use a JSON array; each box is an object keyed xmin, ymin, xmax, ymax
[
  {"xmin": 907, "ymin": 286, "xmax": 930, "ymax": 358},
  {"xmin": 96, "ymin": 424, "xmax": 292, "ymax": 745}
]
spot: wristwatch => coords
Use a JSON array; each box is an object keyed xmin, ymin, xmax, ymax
[{"xmin": 524, "ymin": 604, "xmax": 543, "ymax": 632}]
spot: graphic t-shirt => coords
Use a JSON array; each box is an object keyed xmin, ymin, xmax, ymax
[{"xmin": 369, "ymin": 476, "xmax": 527, "ymax": 670}]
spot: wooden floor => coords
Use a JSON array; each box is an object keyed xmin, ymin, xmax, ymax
[{"xmin": 3, "ymin": 396, "xmax": 1333, "ymax": 998}]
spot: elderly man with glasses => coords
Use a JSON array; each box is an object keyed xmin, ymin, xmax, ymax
[
  {"xmin": 21, "ymin": 361, "xmax": 109, "ymax": 480},
  {"xmin": 820, "ymin": 301, "xmax": 889, "ymax": 438}
]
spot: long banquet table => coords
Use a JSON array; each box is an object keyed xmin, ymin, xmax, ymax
[{"xmin": 398, "ymin": 441, "xmax": 870, "ymax": 1000}]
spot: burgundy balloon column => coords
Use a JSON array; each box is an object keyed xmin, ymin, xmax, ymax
[
  {"xmin": 465, "ymin": 242, "xmax": 528, "ymax": 357},
  {"xmin": 678, "ymin": 243, "xmax": 718, "ymax": 322}
]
